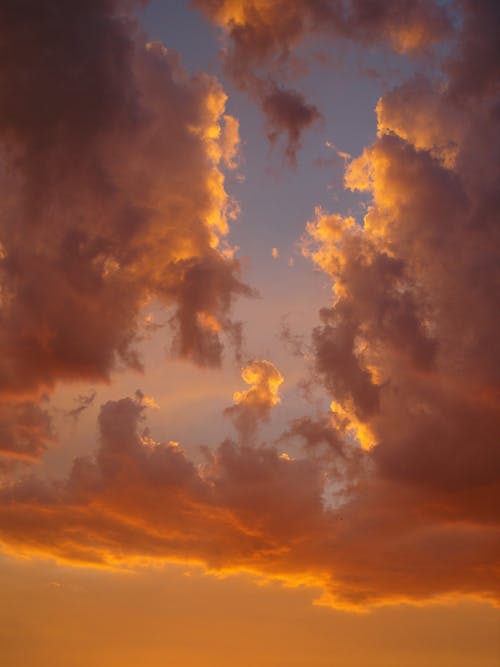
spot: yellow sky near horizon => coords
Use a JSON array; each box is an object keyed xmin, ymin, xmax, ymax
[{"xmin": 1, "ymin": 557, "xmax": 498, "ymax": 667}]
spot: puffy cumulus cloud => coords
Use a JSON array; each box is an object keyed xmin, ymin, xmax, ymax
[
  {"xmin": 194, "ymin": 0, "xmax": 452, "ymax": 160},
  {"xmin": 0, "ymin": 0, "xmax": 249, "ymax": 462},
  {"xmin": 376, "ymin": 76, "xmax": 465, "ymax": 169},
  {"xmin": 0, "ymin": 394, "xmax": 498, "ymax": 609},
  {"xmin": 0, "ymin": 0, "xmax": 247, "ymax": 395},
  {"xmin": 299, "ymin": 0, "xmax": 500, "ymax": 603},
  {"xmin": 225, "ymin": 360, "xmax": 284, "ymax": 439}
]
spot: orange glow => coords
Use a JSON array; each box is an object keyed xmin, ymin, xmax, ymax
[
  {"xmin": 0, "ymin": 1, "xmax": 498, "ymax": 664},
  {"xmin": 233, "ymin": 360, "xmax": 284, "ymax": 408}
]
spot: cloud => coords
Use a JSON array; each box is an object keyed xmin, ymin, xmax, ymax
[
  {"xmin": 445, "ymin": 0, "xmax": 500, "ymax": 99},
  {"xmin": 261, "ymin": 84, "xmax": 322, "ymax": 166},
  {"xmin": 0, "ymin": 395, "xmax": 324, "ymax": 574},
  {"xmin": 66, "ymin": 391, "xmax": 98, "ymax": 421},
  {"xmin": 167, "ymin": 254, "xmax": 255, "ymax": 367},
  {"xmin": 297, "ymin": 0, "xmax": 500, "ymax": 603},
  {"xmin": 0, "ymin": 394, "xmax": 497, "ymax": 609},
  {"xmin": 196, "ymin": 0, "xmax": 451, "ymax": 66},
  {"xmin": 280, "ymin": 414, "xmax": 364, "ymax": 483},
  {"xmin": 194, "ymin": 0, "xmax": 452, "ymax": 160},
  {"xmin": 225, "ymin": 360, "xmax": 284, "ymax": 440},
  {"xmin": 0, "ymin": 0, "xmax": 246, "ymax": 398},
  {"xmin": 0, "ymin": 0, "xmax": 249, "ymax": 463},
  {"xmin": 0, "ymin": 1, "xmax": 498, "ymax": 612},
  {"xmin": 0, "ymin": 401, "xmax": 54, "ymax": 469}
]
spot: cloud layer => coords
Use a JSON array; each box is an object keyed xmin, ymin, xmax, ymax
[{"xmin": 0, "ymin": 389, "xmax": 497, "ymax": 608}]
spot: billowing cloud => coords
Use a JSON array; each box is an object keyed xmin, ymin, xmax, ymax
[
  {"xmin": 0, "ymin": 0, "xmax": 247, "ymax": 396},
  {"xmin": 299, "ymin": 0, "xmax": 500, "ymax": 602},
  {"xmin": 225, "ymin": 360, "xmax": 284, "ymax": 439},
  {"xmin": 195, "ymin": 0, "xmax": 452, "ymax": 160},
  {"xmin": 0, "ymin": 395, "xmax": 324, "ymax": 575},
  {"xmin": 0, "ymin": 0, "xmax": 249, "ymax": 464},
  {"xmin": 197, "ymin": 0, "xmax": 451, "ymax": 57},
  {"xmin": 0, "ymin": 394, "xmax": 497, "ymax": 609},
  {"xmin": 304, "ymin": 101, "xmax": 500, "ymax": 491}
]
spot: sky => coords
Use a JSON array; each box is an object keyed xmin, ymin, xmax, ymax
[{"xmin": 0, "ymin": 1, "xmax": 499, "ymax": 665}]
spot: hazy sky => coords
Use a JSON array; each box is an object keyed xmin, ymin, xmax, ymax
[{"xmin": 0, "ymin": 1, "xmax": 499, "ymax": 665}]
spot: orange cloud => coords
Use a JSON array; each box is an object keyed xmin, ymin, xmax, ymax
[
  {"xmin": 194, "ymin": 0, "xmax": 452, "ymax": 160},
  {"xmin": 0, "ymin": 395, "xmax": 497, "ymax": 609},
  {"xmin": 195, "ymin": 0, "xmax": 451, "ymax": 64},
  {"xmin": 297, "ymin": 0, "xmax": 500, "ymax": 607},
  {"xmin": 0, "ymin": 1, "xmax": 248, "ymax": 395},
  {"xmin": 0, "ymin": 0, "xmax": 498, "ymax": 614},
  {"xmin": 0, "ymin": 0, "xmax": 251, "ymax": 466},
  {"xmin": 225, "ymin": 360, "xmax": 284, "ymax": 439},
  {"xmin": 0, "ymin": 401, "xmax": 54, "ymax": 468}
]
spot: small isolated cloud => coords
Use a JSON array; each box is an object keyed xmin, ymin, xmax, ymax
[
  {"xmin": 225, "ymin": 360, "xmax": 284, "ymax": 441},
  {"xmin": 261, "ymin": 84, "xmax": 322, "ymax": 165},
  {"xmin": 66, "ymin": 391, "xmax": 97, "ymax": 421}
]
